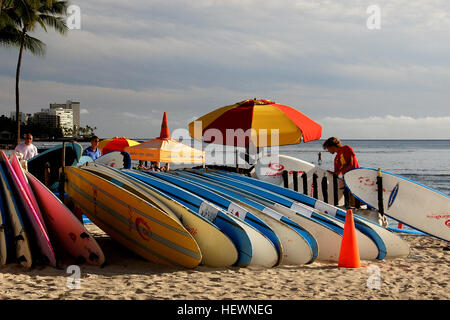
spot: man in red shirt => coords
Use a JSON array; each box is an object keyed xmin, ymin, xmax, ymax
[{"xmin": 322, "ymin": 137, "xmax": 359, "ymax": 176}]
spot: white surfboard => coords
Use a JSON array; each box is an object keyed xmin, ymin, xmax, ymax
[
  {"xmin": 344, "ymin": 168, "xmax": 450, "ymax": 242},
  {"xmin": 229, "ymin": 188, "xmax": 378, "ymax": 261},
  {"xmin": 255, "ymin": 154, "xmax": 345, "ymax": 206},
  {"xmin": 95, "ymin": 151, "xmax": 132, "ymax": 169}
]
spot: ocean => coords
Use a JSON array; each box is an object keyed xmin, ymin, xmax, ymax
[
  {"xmin": 21, "ymin": 139, "xmax": 450, "ymax": 230},
  {"xmin": 33, "ymin": 139, "xmax": 450, "ymax": 196}
]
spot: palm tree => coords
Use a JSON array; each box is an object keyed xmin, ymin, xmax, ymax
[{"xmin": 0, "ymin": 0, "xmax": 68, "ymax": 145}]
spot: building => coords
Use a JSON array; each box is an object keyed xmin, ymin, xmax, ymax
[
  {"xmin": 10, "ymin": 112, "xmax": 32, "ymax": 124},
  {"xmin": 50, "ymin": 100, "xmax": 80, "ymax": 135},
  {"xmin": 33, "ymin": 107, "xmax": 74, "ymax": 137}
]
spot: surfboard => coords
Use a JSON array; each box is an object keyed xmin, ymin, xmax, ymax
[
  {"xmin": 173, "ymin": 170, "xmax": 318, "ymax": 264},
  {"xmin": 179, "ymin": 170, "xmax": 345, "ymax": 262},
  {"xmin": 78, "ymin": 156, "xmax": 94, "ymax": 166},
  {"xmin": 95, "ymin": 151, "xmax": 132, "ymax": 169},
  {"xmin": 26, "ymin": 171, "xmax": 105, "ymax": 266},
  {"xmin": 254, "ymin": 154, "xmax": 345, "ymax": 206},
  {"xmin": 28, "ymin": 142, "xmax": 83, "ymax": 190},
  {"xmin": 122, "ymin": 169, "xmax": 260, "ymax": 267},
  {"xmin": 147, "ymin": 171, "xmax": 284, "ymax": 266},
  {"xmin": 216, "ymin": 170, "xmax": 411, "ymax": 259},
  {"xmin": 191, "ymin": 170, "xmax": 380, "ymax": 260},
  {"xmin": 0, "ymin": 173, "xmax": 8, "ymax": 265},
  {"xmin": 0, "ymin": 163, "xmax": 32, "ymax": 267},
  {"xmin": 175, "ymin": 170, "xmax": 334, "ymax": 263},
  {"xmin": 65, "ymin": 166, "xmax": 202, "ymax": 268},
  {"xmin": 80, "ymin": 163, "xmax": 238, "ymax": 267},
  {"xmin": 344, "ymin": 168, "xmax": 450, "ymax": 242},
  {"xmin": 10, "ymin": 154, "xmax": 46, "ymax": 228},
  {"xmin": 1, "ymin": 151, "xmax": 56, "ymax": 267}
]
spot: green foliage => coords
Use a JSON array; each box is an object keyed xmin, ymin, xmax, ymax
[
  {"xmin": 0, "ymin": 0, "xmax": 69, "ymax": 145},
  {"xmin": 0, "ymin": 115, "xmax": 64, "ymax": 139}
]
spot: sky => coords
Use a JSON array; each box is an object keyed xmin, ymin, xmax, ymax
[{"xmin": 1, "ymin": 0, "xmax": 449, "ymax": 139}]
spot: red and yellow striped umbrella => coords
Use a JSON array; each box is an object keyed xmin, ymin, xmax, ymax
[
  {"xmin": 188, "ymin": 99, "xmax": 322, "ymax": 147},
  {"xmin": 98, "ymin": 137, "xmax": 140, "ymax": 155}
]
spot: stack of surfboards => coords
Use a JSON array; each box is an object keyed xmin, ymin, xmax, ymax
[
  {"xmin": 0, "ymin": 151, "xmax": 105, "ymax": 268},
  {"xmin": 65, "ymin": 162, "xmax": 412, "ymax": 269}
]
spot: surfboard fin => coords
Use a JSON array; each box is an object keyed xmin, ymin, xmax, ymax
[
  {"xmin": 80, "ymin": 232, "xmax": 90, "ymax": 239},
  {"xmin": 89, "ymin": 253, "xmax": 99, "ymax": 262},
  {"xmin": 75, "ymin": 256, "xmax": 86, "ymax": 265}
]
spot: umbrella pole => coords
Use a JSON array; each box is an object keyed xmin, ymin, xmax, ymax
[
  {"xmin": 58, "ymin": 141, "xmax": 66, "ymax": 203},
  {"xmin": 235, "ymin": 148, "xmax": 238, "ymax": 172}
]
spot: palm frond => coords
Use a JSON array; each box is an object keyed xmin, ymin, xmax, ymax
[
  {"xmin": 22, "ymin": 32, "xmax": 46, "ymax": 55},
  {"xmin": 39, "ymin": 13, "xmax": 67, "ymax": 35}
]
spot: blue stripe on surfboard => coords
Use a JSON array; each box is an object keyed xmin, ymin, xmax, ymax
[
  {"xmin": 122, "ymin": 170, "xmax": 252, "ymax": 266},
  {"xmin": 148, "ymin": 171, "xmax": 283, "ymax": 262},
  {"xmin": 214, "ymin": 170, "xmax": 389, "ymax": 259},
  {"xmin": 387, "ymin": 227, "xmax": 425, "ymax": 235},
  {"xmin": 174, "ymin": 170, "xmax": 319, "ymax": 262}
]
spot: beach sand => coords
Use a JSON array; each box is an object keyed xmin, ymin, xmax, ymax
[{"xmin": 0, "ymin": 223, "xmax": 448, "ymax": 300}]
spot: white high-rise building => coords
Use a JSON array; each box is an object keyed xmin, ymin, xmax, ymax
[
  {"xmin": 50, "ymin": 100, "xmax": 80, "ymax": 135},
  {"xmin": 33, "ymin": 107, "xmax": 74, "ymax": 137}
]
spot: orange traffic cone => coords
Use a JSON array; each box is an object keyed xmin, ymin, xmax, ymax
[
  {"xmin": 338, "ymin": 209, "xmax": 361, "ymax": 268},
  {"xmin": 159, "ymin": 112, "xmax": 170, "ymax": 139}
]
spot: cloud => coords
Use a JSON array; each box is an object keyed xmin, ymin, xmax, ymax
[
  {"xmin": 320, "ymin": 115, "xmax": 450, "ymax": 139},
  {"xmin": 1, "ymin": 0, "xmax": 449, "ymax": 139}
]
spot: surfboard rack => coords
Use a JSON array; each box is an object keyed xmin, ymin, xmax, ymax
[
  {"xmin": 281, "ymin": 170, "xmax": 361, "ymax": 209},
  {"xmin": 376, "ymin": 168, "xmax": 385, "ymax": 217}
]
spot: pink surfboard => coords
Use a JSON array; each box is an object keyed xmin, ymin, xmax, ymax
[
  {"xmin": 0, "ymin": 151, "xmax": 56, "ymax": 267},
  {"xmin": 26, "ymin": 172, "xmax": 105, "ymax": 266},
  {"xmin": 10, "ymin": 154, "xmax": 46, "ymax": 229}
]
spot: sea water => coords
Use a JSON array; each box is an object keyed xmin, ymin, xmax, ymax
[
  {"xmin": 32, "ymin": 139, "xmax": 450, "ymax": 229},
  {"xmin": 33, "ymin": 139, "xmax": 450, "ymax": 196},
  {"xmin": 277, "ymin": 139, "xmax": 450, "ymax": 197}
]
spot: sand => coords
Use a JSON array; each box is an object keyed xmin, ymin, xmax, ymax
[{"xmin": 0, "ymin": 223, "xmax": 448, "ymax": 300}]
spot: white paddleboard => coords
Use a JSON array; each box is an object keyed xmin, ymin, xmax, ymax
[
  {"xmin": 95, "ymin": 151, "xmax": 131, "ymax": 169},
  {"xmin": 255, "ymin": 154, "xmax": 345, "ymax": 206},
  {"xmin": 344, "ymin": 168, "xmax": 450, "ymax": 242}
]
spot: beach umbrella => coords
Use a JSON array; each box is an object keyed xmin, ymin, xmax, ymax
[
  {"xmin": 98, "ymin": 137, "xmax": 140, "ymax": 155},
  {"xmin": 188, "ymin": 98, "xmax": 322, "ymax": 148},
  {"xmin": 125, "ymin": 112, "xmax": 205, "ymax": 164}
]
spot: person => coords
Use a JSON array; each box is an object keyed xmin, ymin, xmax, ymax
[
  {"xmin": 322, "ymin": 137, "xmax": 359, "ymax": 176},
  {"xmin": 15, "ymin": 133, "xmax": 38, "ymax": 160},
  {"xmin": 323, "ymin": 137, "xmax": 360, "ymax": 209},
  {"xmin": 83, "ymin": 135, "xmax": 101, "ymax": 160}
]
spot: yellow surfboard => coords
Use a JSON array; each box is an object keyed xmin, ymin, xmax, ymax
[
  {"xmin": 65, "ymin": 166, "xmax": 201, "ymax": 268},
  {"xmin": 80, "ymin": 163, "xmax": 238, "ymax": 267}
]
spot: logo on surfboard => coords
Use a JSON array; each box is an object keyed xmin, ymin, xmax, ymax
[
  {"xmin": 388, "ymin": 183, "xmax": 400, "ymax": 209},
  {"xmin": 135, "ymin": 218, "xmax": 152, "ymax": 241}
]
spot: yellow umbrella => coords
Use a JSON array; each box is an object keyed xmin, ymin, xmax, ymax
[{"xmin": 125, "ymin": 113, "xmax": 205, "ymax": 164}]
